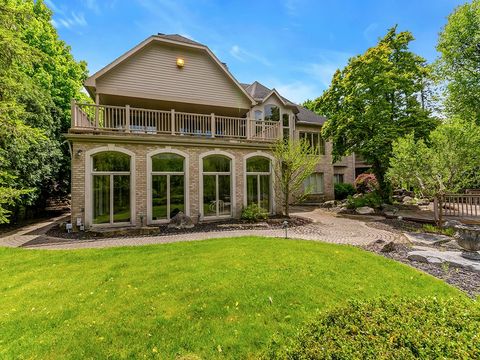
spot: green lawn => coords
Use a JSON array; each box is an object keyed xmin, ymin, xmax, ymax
[{"xmin": 0, "ymin": 237, "xmax": 462, "ymax": 359}]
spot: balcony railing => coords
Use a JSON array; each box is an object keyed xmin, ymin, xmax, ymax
[{"xmin": 71, "ymin": 101, "xmax": 281, "ymax": 142}]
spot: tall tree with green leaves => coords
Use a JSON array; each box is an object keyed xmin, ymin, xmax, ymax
[
  {"xmin": 307, "ymin": 27, "xmax": 438, "ymax": 200},
  {"xmin": 436, "ymin": 0, "xmax": 480, "ymax": 123},
  {"xmin": 0, "ymin": 0, "xmax": 87, "ymax": 222},
  {"xmin": 388, "ymin": 120, "xmax": 480, "ymax": 225}
]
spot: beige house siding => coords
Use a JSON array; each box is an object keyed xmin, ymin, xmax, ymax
[{"xmin": 95, "ymin": 42, "xmax": 251, "ymax": 110}]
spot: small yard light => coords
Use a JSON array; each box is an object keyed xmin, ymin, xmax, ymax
[
  {"xmin": 176, "ymin": 58, "xmax": 185, "ymax": 68},
  {"xmin": 282, "ymin": 220, "xmax": 289, "ymax": 239}
]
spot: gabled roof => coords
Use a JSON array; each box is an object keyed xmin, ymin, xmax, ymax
[
  {"xmin": 155, "ymin": 33, "xmax": 204, "ymax": 46},
  {"xmin": 84, "ymin": 34, "xmax": 256, "ymax": 105},
  {"xmin": 242, "ymin": 81, "xmax": 327, "ymax": 125}
]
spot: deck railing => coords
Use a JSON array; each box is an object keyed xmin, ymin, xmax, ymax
[
  {"xmin": 434, "ymin": 194, "xmax": 480, "ymax": 219},
  {"xmin": 71, "ymin": 101, "xmax": 281, "ymax": 141}
]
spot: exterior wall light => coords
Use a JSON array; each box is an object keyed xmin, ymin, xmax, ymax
[{"xmin": 176, "ymin": 58, "xmax": 185, "ymax": 68}]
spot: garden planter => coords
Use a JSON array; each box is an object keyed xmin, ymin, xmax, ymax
[{"xmin": 454, "ymin": 224, "xmax": 480, "ymax": 261}]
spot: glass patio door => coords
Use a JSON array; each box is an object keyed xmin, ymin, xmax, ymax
[{"xmin": 202, "ymin": 155, "xmax": 232, "ymax": 218}]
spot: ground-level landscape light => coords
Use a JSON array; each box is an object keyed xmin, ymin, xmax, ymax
[{"xmin": 282, "ymin": 220, "xmax": 289, "ymax": 238}]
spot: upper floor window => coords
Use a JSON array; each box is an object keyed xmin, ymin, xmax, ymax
[
  {"xmin": 299, "ymin": 131, "xmax": 325, "ymax": 155},
  {"xmin": 264, "ymin": 104, "xmax": 280, "ymax": 122},
  {"xmin": 254, "ymin": 110, "xmax": 263, "ymax": 121}
]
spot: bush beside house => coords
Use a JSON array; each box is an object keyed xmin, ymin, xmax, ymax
[{"xmin": 264, "ymin": 297, "xmax": 480, "ymax": 359}]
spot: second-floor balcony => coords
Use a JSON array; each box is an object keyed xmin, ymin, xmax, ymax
[{"xmin": 71, "ymin": 101, "xmax": 281, "ymax": 142}]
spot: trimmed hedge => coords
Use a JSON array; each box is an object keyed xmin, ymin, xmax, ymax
[
  {"xmin": 334, "ymin": 183, "xmax": 356, "ymax": 200},
  {"xmin": 346, "ymin": 191, "xmax": 383, "ymax": 209},
  {"xmin": 241, "ymin": 204, "xmax": 268, "ymax": 221},
  {"xmin": 264, "ymin": 297, "xmax": 480, "ymax": 359}
]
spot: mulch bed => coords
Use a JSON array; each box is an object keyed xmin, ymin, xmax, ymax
[
  {"xmin": 364, "ymin": 240, "xmax": 480, "ymax": 298},
  {"xmin": 45, "ymin": 216, "xmax": 311, "ymax": 241}
]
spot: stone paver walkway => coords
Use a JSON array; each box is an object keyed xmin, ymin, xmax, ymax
[
  {"xmin": 0, "ymin": 214, "xmax": 69, "ymax": 248},
  {"xmin": 0, "ymin": 208, "xmax": 405, "ymax": 250}
]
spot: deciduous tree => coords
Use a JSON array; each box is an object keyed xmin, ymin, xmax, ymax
[
  {"xmin": 387, "ymin": 120, "xmax": 480, "ymax": 225},
  {"xmin": 436, "ymin": 0, "xmax": 480, "ymax": 123},
  {"xmin": 308, "ymin": 27, "xmax": 438, "ymax": 200},
  {"xmin": 272, "ymin": 139, "xmax": 319, "ymax": 217}
]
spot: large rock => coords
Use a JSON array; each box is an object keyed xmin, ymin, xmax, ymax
[
  {"xmin": 407, "ymin": 248, "xmax": 480, "ymax": 273},
  {"xmin": 402, "ymin": 196, "xmax": 414, "ymax": 204},
  {"xmin": 355, "ymin": 206, "xmax": 375, "ymax": 215},
  {"xmin": 322, "ymin": 200, "xmax": 337, "ymax": 208},
  {"xmin": 168, "ymin": 211, "xmax": 194, "ymax": 229}
]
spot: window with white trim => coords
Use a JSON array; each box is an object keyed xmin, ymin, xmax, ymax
[
  {"xmin": 334, "ymin": 173, "xmax": 344, "ymax": 184},
  {"xmin": 299, "ymin": 131, "xmax": 325, "ymax": 155},
  {"xmin": 202, "ymin": 155, "xmax": 232, "ymax": 217},
  {"xmin": 151, "ymin": 153, "xmax": 185, "ymax": 220},
  {"xmin": 92, "ymin": 151, "xmax": 131, "ymax": 224},
  {"xmin": 246, "ymin": 156, "xmax": 271, "ymax": 211},
  {"xmin": 304, "ymin": 173, "xmax": 324, "ymax": 194}
]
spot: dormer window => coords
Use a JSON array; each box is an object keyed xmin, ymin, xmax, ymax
[{"xmin": 264, "ymin": 104, "xmax": 280, "ymax": 122}]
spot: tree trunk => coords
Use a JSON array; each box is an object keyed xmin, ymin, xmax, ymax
[
  {"xmin": 284, "ymin": 182, "xmax": 290, "ymax": 217},
  {"xmin": 372, "ymin": 162, "xmax": 391, "ymax": 202}
]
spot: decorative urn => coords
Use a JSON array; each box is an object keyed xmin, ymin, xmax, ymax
[{"xmin": 454, "ymin": 224, "xmax": 480, "ymax": 261}]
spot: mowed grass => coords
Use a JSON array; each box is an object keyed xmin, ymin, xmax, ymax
[{"xmin": 0, "ymin": 237, "xmax": 462, "ymax": 359}]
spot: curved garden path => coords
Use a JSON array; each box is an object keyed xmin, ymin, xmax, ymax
[{"xmin": 0, "ymin": 207, "xmax": 406, "ymax": 250}]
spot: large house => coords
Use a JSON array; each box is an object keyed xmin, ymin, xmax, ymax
[{"xmin": 67, "ymin": 34, "xmax": 357, "ymax": 230}]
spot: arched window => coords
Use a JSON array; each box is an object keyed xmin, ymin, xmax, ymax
[
  {"xmin": 264, "ymin": 104, "xmax": 280, "ymax": 122},
  {"xmin": 92, "ymin": 151, "xmax": 131, "ymax": 224},
  {"xmin": 202, "ymin": 155, "xmax": 232, "ymax": 217},
  {"xmin": 151, "ymin": 153, "xmax": 185, "ymax": 221},
  {"xmin": 246, "ymin": 156, "xmax": 271, "ymax": 211}
]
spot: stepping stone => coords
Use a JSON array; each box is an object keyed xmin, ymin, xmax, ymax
[
  {"xmin": 404, "ymin": 232, "xmax": 452, "ymax": 246},
  {"xmin": 407, "ymin": 248, "xmax": 480, "ymax": 273}
]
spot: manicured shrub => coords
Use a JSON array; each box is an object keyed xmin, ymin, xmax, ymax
[
  {"xmin": 334, "ymin": 182, "xmax": 356, "ymax": 200},
  {"xmin": 346, "ymin": 191, "xmax": 383, "ymax": 209},
  {"xmin": 264, "ymin": 297, "xmax": 480, "ymax": 359},
  {"xmin": 241, "ymin": 204, "xmax": 268, "ymax": 221},
  {"xmin": 354, "ymin": 173, "xmax": 379, "ymax": 193}
]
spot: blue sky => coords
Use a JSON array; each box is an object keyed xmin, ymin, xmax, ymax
[{"xmin": 47, "ymin": 0, "xmax": 464, "ymax": 104}]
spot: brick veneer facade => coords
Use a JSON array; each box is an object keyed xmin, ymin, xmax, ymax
[{"xmin": 70, "ymin": 131, "xmax": 352, "ymax": 230}]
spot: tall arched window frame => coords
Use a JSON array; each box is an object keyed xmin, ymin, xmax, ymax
[
  {"xmin": 151, "ymin": 153, "xmax": 186, "ymax": 221},
  {"xmin": 246, "ymin": 156, "xmax": 272, "ymax": 212},
  {"xmin": 201, "ymin": 154, "xmax": 233, "ymax": 218},
  {"xmin": 91, "ymin": 151, "xmax": 131, "ymax": 225}
]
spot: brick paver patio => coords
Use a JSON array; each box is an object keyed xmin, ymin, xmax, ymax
[{"xmin": 0, "ymin": 208, "xmax": 405, "ymax": 250}]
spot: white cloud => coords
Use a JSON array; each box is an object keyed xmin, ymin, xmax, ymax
[
  {"xmin": 83, "ymin": 0, "xmax": 101, "ymax": 15},
  {"xmin": 272, "ymin": 81, "xmax": 320, "ymax": 104},
  {"xmin": 229, "ymin": 45, "xmax": 271, "ymax": 66},
  {"xmin": 303, "ymin": 50, "xmax": 352, "ymax": 88},
  {"xmin": 53, "ymin": 11, "xmax": 87, "ymax": 29},
  {"xmin": 363, "ymin": 22, "xmax": 379, "ymax": 43}
]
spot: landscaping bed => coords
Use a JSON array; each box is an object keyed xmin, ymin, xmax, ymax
[
  {"xmin": 45, "ymin": 216, "xmax": 310, "ymax": 240},
  {"xmin": 364, "ymin": 239, "xmax": 480, "ymax": 297}
]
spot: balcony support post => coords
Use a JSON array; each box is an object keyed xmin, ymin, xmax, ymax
[
  {"xmin": 94, "ymin": 94, "xmax": 100, "ymax": 129},
  {"xmin": 171, "ymin": 109, "xmax": 175, "ymax": 135},
  {"xmin": 211, "ymin": 113, "xmax": 215, "ymax": 138},
  {"xmin": 246, "ymin": 118, "xmax": 251, "ymax": 140},
  {"xmin": 125, "ymin": 105, "xmax": 130, "ymax": 133},
  {"xmin": 71, "ymin": 99, "xmax": 76, "ymax": 128}
]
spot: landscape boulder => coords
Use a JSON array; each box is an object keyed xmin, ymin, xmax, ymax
[
  {"xmin": 322, "ymin": 200, "xmax": 337, "ymax": 208},
  {"xmin": 355, "ymin": 206, "xmax": 375, "ymax": 215},
  {"xmin": 168, "ymin": 211, "xmax": 194, "ymax": 229}
]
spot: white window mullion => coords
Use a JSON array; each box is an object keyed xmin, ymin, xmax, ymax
[
  {"xmin": 166, "ymin": 174, "xmax": 171, "ymax": 219},
  {"xmin": 109, "ymin": 174, "xmax": 114, "ymax": 224}
]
